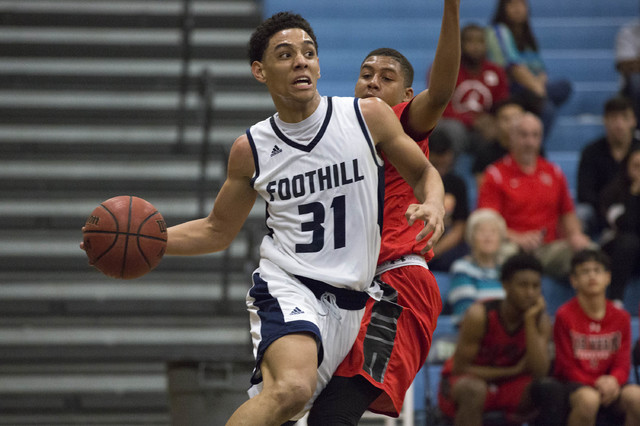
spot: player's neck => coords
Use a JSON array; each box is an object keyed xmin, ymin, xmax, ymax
[
  {"xmin": 576, "ymin": 293, "xmax": 607, "ymax": 320},
  {"xmin": 273, "ymin": 91, "xmax": 322, "ymax": 123}
]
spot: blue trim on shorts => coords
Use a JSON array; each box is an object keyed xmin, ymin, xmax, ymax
[
  {"xmin": 294, "ymin": 275, "xmax": 369, "ymax": 310},
  {"xmin": 249, "ymin": 272, "xmax": 323, "ymax": 386}
]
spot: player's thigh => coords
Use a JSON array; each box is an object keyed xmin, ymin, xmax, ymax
[{"xmin": 260, "ymin": 332, "xmax": 319, "ymax": 392}]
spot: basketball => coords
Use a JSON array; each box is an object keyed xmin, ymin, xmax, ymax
[{"xmin": 82, "ymin": 195, "xmax": 167, "ymax": 279}]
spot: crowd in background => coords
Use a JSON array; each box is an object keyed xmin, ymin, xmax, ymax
[
  {"xmin": 426, "ymin": 0, "xmax": 640, "ymax": 311},
  {"xmin": 422, "ymin": 1, "xmax": 640, "ymax": 423}
]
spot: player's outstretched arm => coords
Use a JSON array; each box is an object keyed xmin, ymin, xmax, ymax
[
  {"xmin": 407, "ymin": 0, "xmax": 460, "ymax": 136},
  {"xmin": 362, "ymin": 97, "xmax": 445, "ymax": 251},
  {"xmin": 166, "ymin": 135, "xmax": 258, "ymax": 256}
]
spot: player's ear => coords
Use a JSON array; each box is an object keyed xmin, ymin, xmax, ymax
[
  {"xmin": 403, "ymin": 87, "xmax": 414, "ymax": 102},
  {"xmin": 317, "ymin": 62, "xmax": 321, "ymax": 79},
  {"xmin": 252, "ymin": 61, "xmax": 266, "ymax": 83}
]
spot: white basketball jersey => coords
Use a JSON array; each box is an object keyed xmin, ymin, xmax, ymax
[{"xmin": 247, "ymin": 96, "xmax": 384, "ymax": 291}]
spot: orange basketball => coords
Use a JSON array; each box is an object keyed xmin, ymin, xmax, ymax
[{"xmin": 83, "ymin": 195, "xmax": 167, "ymax": 279}]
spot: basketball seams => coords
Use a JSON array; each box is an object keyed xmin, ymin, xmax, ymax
[
  {"xmin": 120, "ymin": 196, "xmax": 134, "ymax": 278},
  {"xmin": 136, "ymin": 210, "xmax": 164, "ymax": 269},
  {"xmin": 92, "ymin": 203, "xmax": 121, "ymax": 265}
]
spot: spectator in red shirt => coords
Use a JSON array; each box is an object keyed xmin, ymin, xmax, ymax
[
  {"xmin": 477, "ymin": 112, "xmax": 592, "ymax": 280},
  {"xmin": 552, "ymin": 249, "xmax": 640, "ymax": 425},
  {"xmin": 429, "ymin": 23, "xmax": 509, "ymax": 155}
]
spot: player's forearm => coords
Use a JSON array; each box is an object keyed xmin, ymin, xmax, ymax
[
  {"xmin": 524, "ymin": 336, "xmax": 550, "ymax": 377},
  {"xmin": 413, "ymin": 163, "xmax": 445, "ymax": 207},
  {"xmin": 166, "ymin": 217, "xmax": 229, "ymax": 256},
  {"xmin": 427, "ymin": 0, "xmax": 461, "ymax": 107}
]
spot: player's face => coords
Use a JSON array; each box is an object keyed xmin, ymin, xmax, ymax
[
  {"xmin": 604, "ymin": 109, "xmax": 637, "ymax": 144},
  {"xmin": 504, "ymin": 270, "xmax": 542, "ymax": 312},
  {"xmin": 472, "ymin": 220, "xmax": 502, "ymax": 258},
  {"xmin": 355, "ymin": 56, "xmax": 411, "ymax": 107},
  {"xmin": 570, "ymin": 260, "xmax": 610, "ymax": 297},
  {"xmin": 462, "ymin": 29, "xmax": 486, "ymax": 64},
  {"xmin": 252, "ymin": 28, "xmax": 320, "ymax": 106}
]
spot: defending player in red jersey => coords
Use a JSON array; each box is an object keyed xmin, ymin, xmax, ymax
[
  {"xmin": 307, "ymin": 0, "xmax": 460, "ymax": 423},
  {"xmin": 552, "ymin": 249, "xmax": 640, "ymax": 425},
  {"xmin": 437, "ymin": 253, "xmax": 551, "ymax": 425}
]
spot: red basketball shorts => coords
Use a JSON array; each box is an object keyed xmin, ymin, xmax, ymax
[
  {"xmin": 333, "ymin": 263, "xmax": 442, "ymax": 416},
  {"xmin": 438, "ymin": 373, "xmax": 533, "ymax": 418}
]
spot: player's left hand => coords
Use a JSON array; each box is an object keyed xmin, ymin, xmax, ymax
[{"xmin": 406, "ymin": 201, "xmax": 445, "ymax": 254}]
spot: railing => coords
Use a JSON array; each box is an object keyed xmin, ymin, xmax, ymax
[{"xmin": 175, "ymin": 0, "xmax": 194, "ymax": 154}]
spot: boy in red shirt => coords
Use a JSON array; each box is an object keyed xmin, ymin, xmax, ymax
[{"xmin": 553, "ymin": 249, "xmax": 640, "ymax": 425}]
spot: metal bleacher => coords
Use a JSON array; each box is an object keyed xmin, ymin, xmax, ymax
[{"xmin": 0, "ymin": 0, "xmax": 273, "ymax": 424}]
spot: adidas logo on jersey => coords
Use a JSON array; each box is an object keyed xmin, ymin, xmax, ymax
[
  {"xmin": 270, "ymin": 145, "xmax": 283, "ymax": 157},
  {"xmin": 290, "ymin": 307, "xmax": 304, "ymax": 315}
]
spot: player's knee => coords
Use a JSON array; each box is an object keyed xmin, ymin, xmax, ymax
[
  {"xmin": 270, "ymin": 376, "xmax": 315, "ymax": 415},
  {"xmin": 453, "ymin": 376, "xmax": 488, "ymax": 407},
  {"xmin": 570, "ymin": 387, "xmax": 600, "ymax": 419}
]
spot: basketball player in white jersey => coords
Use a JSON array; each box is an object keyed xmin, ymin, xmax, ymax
[{"xmin": 165, "ymin": 12, "xmax": 446, "ymax": 425}]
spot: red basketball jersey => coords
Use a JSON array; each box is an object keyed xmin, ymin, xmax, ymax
[
  {"xmin": 442, "ymin": 299, "xmax": 527, "ymax": 378},
  {"xmin": 377, "ymin": 101, "xmax": 434, "ymax": 264}
]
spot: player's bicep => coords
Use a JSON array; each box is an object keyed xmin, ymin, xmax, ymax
[
  {"xmin": 362, "ymin": 98, "xmax": 429, "ymax": 187},
  {"xmin": 208, "ymin": 136, "xmax": 257, "ymax": 243}
]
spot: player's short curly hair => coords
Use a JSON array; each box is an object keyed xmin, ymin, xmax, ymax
[
  {"xmin": 361, "ymin": 48, "xmax": 414, "ymax": 88},
  {"xmin": 248, "ymin": 11, "xmax": 318, "ymax": 64}
]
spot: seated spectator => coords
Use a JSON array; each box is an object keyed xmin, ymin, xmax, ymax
[
  {"xmin": 438, "ymin": 253, "xmax": 552, "ymax": 426},
  {"xmin": 428, "ymin": 135, "xmax": 470, "ymax": 272},
  {"xmin": 599, "ymin": 144, "xmax": 640, "ymax": 304},
  {"xmin": 551, "ymin": 249, "xmax": 640, "ymax": 425},
  {"xmin": 471, "ymin": 98, "xmax": 524, "ymax": 188},
  {"xmin": 447, "ymin": 208, "xmax": 506, "ymax": 321},
  {"xmin": 615, "ymin": 17, "xmax": 640, "ymax": 128},
  {"xmin": 485, "ymin": 0, "xmax": 571, "ymax": 140},
  {"xmin": 577, "ymin": 96, "xmax": 639, "ymax": 238},
  {"xmin": 429, "ymin": 23, "xmax": 509, "ymax": 155},
  {"xmin": 477, "ymin": 112, "xmax": 593, "ymax": 281}
]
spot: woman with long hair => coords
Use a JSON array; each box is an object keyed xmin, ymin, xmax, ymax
[{"xmin": 486, "ymin": 0, "xmax": 572, "ymax": 140}]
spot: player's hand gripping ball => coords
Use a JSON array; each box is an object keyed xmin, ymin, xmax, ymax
[{"xmin": 82, "ymin": 195, "xmax": 167, "ymax": 279}]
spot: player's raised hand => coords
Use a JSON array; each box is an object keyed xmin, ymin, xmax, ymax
[{"xmin": 406, "ymin": 201, "xmax": 445, "ymax": 254}]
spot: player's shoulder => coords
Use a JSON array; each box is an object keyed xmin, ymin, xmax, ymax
[
  {"xmin": 228, "ymin": 133, "xmax": 256, "ymax": 177},
  {"xmin": 359, "ymin": 96, "xmax": 393, "ymax": 115}
]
